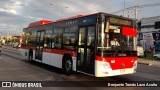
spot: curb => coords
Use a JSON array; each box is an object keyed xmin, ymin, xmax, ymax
[
  {"xmin": 2, "ymin": 47, "xmax": 20, "ymax": 52},
  {"xmin": 2, "ymin": 49, "xmax": 20, "ymax": 55},
  {"xmin": 138, "ymin": 61, "xmax": 152, "ymax": 66}
]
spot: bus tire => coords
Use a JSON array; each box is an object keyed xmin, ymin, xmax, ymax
[{"xmin": 62, "ymin": 56, "xmax": 72, "ymax": 75}]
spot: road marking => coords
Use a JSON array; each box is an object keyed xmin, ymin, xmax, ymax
[
  {"xmin": 45, "ymin": 76, "xmax": 56, "ymax": 81},
  {"xmin": 133, "ymin": 72, "xmax": 160, "ymax": 81}
]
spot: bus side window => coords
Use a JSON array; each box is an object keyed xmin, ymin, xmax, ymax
[
  {"xmin": 51, "ymin": 36, "xmax": 56, "ymax": 48},
  {"xmin": 54, "ymin": 34, "xmax": 62, "ymax": 49},
  {"xmin": 44, "ymin": 30, "xmax": 52, "ymax": 48},
  {"xmin": 44, "ymin": 37, "xmax": 52, "ymax": 48},
  {"xmin": 79, "ymin": 29, "xmax": 85, "ymax": 45},
  {"xmin": 52, "ymin": 42, "xmax": 55, "ymax": 48},
  {"xmin": 52, "ymin": 28, "xmax": 63, "ymax": 49},
  {"xmin": 87, "ymin": 35, "xmax": 92, "ymax": 46},
  {"xmin": 63, "ymin": 27, "xmax": 77, "ymax": 50},
  {"xmin": 71, "ymin": 38, "xmax": 76, "ymax": 44},
  {"xmin": 64, "ymin": 35, "xmax": 70, "ymax": 44}
]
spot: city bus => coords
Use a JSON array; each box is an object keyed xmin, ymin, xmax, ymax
[{"xmin": 21, "ymin": 12, "xmax": 137, "ymax": 77}]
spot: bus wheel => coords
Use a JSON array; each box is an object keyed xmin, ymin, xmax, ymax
[{"xmin": 63, "ymin": 56, "xmax": 72, "ymax": 75}]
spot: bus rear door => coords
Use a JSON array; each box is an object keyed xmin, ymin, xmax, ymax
[{"xmin": 35, "ymin": 31, "xmax": 45, "ymax": 60}]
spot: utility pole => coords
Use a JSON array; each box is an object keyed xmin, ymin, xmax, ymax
[
  {"xmin": 134, "ymin": 6, "xmax": 140, "ymax": 20},
  {"xmin": 113, "ymin": 2, "xmax": 160, "ymax": 19},
  {"xmin": 134, "ymin": 6, "xmax": 140, "ymax": 51}
]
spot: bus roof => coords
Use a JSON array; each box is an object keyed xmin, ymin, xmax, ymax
[
  {"xmin": 28, "ymin": 20, "xmax": 53, "ymax": 28},
  {"xmin": 25, "ymin": 12, "xmax": 134, "ymax": 29},
  {"xmin": 53, "ymin": 12, "xmax": 133, "ymax": 22}
]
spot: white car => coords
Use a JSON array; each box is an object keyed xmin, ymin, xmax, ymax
[
  {"xmin": 137, "ymin": 46, "xmax": 144, "ymax": 57},
  {"xmin": 13, "ymin": 42, "xmax": 19, "ymax": 48},
  {"xmin": 153, "ymin": 53, "xmax": 160, "ymax": 60}
]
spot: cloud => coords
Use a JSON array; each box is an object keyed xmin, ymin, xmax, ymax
[
  {"xmin": 0, "ymin": 23, "xmax": 22, "ymax": 35},
  {"xmin": 0, "ymin": 8, "xmax": 18, "ymax": 15},
  {"xmin": 0, "ymin": 0, "xmax": 24, "ymax": 15},
  {"xmin": 0, "ymin": 0, "xmax": 160, "ymax": 35}
]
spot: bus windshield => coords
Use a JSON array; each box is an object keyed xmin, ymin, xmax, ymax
[{"xmin": 97, "ymin": 24, "xmax": 136, "ymax": 51}]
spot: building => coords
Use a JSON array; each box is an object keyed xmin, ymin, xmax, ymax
[{"xmin": 138, "ymin": 16, "xmax": 160, "ymax": 52}]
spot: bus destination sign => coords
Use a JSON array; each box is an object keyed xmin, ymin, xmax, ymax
[{"xmin": 109, "ymin": 17, "xmax": 132, "ymax": 26}]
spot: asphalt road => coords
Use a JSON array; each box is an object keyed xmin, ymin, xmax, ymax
[{"xmin": 0, "ymin": 49, "xmax": 159, "ymax": 90}]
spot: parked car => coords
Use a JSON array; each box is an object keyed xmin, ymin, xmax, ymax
[
  {"xmin": 13, "ymin": 42, "xmax": 20, "ymax": 48},
  {"xmin": 137, "ymin": 46, "xmax": 144, "ymax": 57},
  {"xmin": 153, "ymin": 53, "xmax": 160, "ymax": 60}
]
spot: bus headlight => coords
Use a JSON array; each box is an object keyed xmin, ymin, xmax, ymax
[{"xmin": 100, "ymin": 62, "xmax": 111, "ymax": 74}]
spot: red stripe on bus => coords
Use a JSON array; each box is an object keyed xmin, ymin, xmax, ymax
[
  {"xmin": 96, "ymin": 56, "xmax": 137, "ymax": 70},
  {"xmin": 21, "ymin": 46, "xmax": 77, "ymax": 57},
  {"xmin": 43, "ymin": 48, "xmax": 77, "ymax": 57}
]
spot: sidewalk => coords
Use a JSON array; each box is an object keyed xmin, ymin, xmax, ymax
[
  {"xmin": 2, "ymin": 45, "xmax": 20, "ymax": 52},
  {"xmin": 138, "ymin": 58, "xmax": 160, "ymax": 66},
  {"xmin": 1, "ymin": 45, "xmax": 24, "ymax": 60}
]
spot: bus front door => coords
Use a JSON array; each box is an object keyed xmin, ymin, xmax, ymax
[
  {"xmin": 35, "ymin": 31, "xmax": 45, "ymax": 60},
  {"xmin": 77, "ymin": 26, "xmax": 95, "ymax": 75}
]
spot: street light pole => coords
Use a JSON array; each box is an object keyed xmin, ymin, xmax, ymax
[{"xmin": 123, "ymin": 0, "xmax": 126, "ymax": 17}]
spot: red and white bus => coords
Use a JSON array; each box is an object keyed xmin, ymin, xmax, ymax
[{"xmin": 21, "ymin": 12, "xmax": 137, "ymax": 77}]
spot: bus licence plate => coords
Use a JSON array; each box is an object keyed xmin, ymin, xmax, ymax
[{"xmin": 120, "ymin": 69, "xmax": 126, "ymax": 73}]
